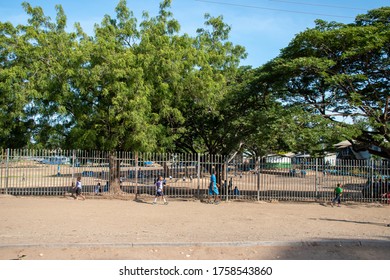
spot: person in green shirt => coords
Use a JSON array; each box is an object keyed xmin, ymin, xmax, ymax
[{"xmin": 331, "ymin": 183, "xmax": 343, "ymax": 207}]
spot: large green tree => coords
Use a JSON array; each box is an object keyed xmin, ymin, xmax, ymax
[
  {"xmin": 67, "ymin": 1, "xmax": 158, "ymax": 152},
  {"xmin": 26, "ymin": 4, "xmax": 72, "ymax": 148},
  {"xmin": 258, "ymin": 7, "xmax": 390, "ymax": 158},
  {"xmin": 0, "ymin": 3, "xmax": 86, "ymax": 149},
  {"xmin": 67, "ymin": 0, "xmax": 246, "ymax": 156},
  {"xmin": 172, "ymin": 14, "xmax": 246, "ymax": 155},
  {"xmin": 0, "ymin": 9, "xmax": 38, "ymax": 148}
]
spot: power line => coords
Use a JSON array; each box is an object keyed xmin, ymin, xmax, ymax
[
  {"xmin": 194, "ymin": 0, "xmax": 356, "ymax": 19},
  {"xmin": 269, "ymin": 0, "xmax": 368, "ymax": 11}
]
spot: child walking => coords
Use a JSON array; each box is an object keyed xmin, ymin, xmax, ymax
[
  {"xmin": 72, "ymin": 176, "xmax": 85, "ymax": 200},
  {"xmin": 153, "ymin": 176, "xmax": 168, "ymax": 205},
  {"xmin": 331, "ymin": 183, "xmax": 343, "ymax": 207},
  {"xmin": 94, "ymin": 182, "xmax": 101, "ymax": 195},
  {"xmin": 208, "ymin": 170, "xmax": 220, "ymax": 204}
]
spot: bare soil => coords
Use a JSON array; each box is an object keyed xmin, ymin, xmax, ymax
[{"xmin": 0, "ymin": 195, "xmax": 389, "ymax": 260}]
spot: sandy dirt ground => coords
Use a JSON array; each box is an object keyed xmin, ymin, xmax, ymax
[{"xmin": 0, "ymin": 195, "xmax": 389, "ymax": 260}]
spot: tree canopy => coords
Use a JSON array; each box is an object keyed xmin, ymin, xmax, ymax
[
  {"xmin": 0, "ymin": 1, "xmax": 389, "ymax": 159},
  {"xmin": 254, "ymin": 7, "xmax": 390, "ymax": 158}
]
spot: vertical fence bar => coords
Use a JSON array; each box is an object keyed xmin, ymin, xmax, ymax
[
  {"xmin": 315, "ymin": 158, "xmax": 318, "ymax": 199},
  {"xmin": 224, "ymin": 157, "xmax": 228, "ymax": 202},
  {"xmin": 197, "ymin": 153, "xmax": 200, "ymax": 198},
  {"xmin": 370, "ymin": 159, "xmax": 374, "ymax": 203},
  {"xmin": 257, "ymin": 156, "xmax": 260, "ymax": 201},
  {"xmin": 72, "ymin": 150, "xmax": 76, "ymax": 182},
  {"xmin": 0, "ymin": 149, "xmax": 3, "ymax": 192},
  {"xmin": 5, "ymin": 148, "xmax": 9, "ymax": 195},
  {"xmin": 135, "ymin": 151, "xmax": 138, "ymax": 200}
]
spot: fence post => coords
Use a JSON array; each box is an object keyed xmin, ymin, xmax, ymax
[
  {"xmin": 197, "ymin": 153, "xmax": 201, "ymax": 198},
  {"xmin": 72, "ymin": 150, "xmax": 76, "ymax": 181},
  {"xmin": 0, "ymin": 149, "xmax": 2, "ymax": 190},
  {"xmin": 225, "ymin": 157, "xmax": 229, "ymax": 202},
  {"xmin": 257, "ymin": 156, "xmax": 261, "ymax": 201},
  {"xmin": 135, "ymin": 151, "xmax": 138, "ymax": 200},
  {"xmin": 315, "ymin": 158, "xmax": 318, "ymax": 199},
  {"xmin": 370, "ymin": 159, "xmax": 374, "ymax": 203},
  {"xmin": 5, "ymin": 148, "xmax": 10, "ymax": 195}
]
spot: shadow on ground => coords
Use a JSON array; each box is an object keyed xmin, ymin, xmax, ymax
[{"xmin": 1, "ymin": 238, "xmax": 389, "ymax": 260}]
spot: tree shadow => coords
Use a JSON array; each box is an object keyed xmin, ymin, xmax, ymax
[
  {"xmin": 316, "ymin": 218, "xmax": 388, "ymax": 227},
  {"xmin": 261, "ymin": 238, "xmax": 390, "ymax": 260},
  {"xmin": 133, "ymin": 198, "xmax": 152, "ymax": 204}
]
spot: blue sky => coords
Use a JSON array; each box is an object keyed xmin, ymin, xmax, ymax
[{"xmin": 1, "ymin": 0, "xmax": 388, "ymax": 67}]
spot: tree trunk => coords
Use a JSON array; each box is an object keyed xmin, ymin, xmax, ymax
[{"xmin": 109, "ymin": 151, "xmax": 121, "ymax": 194}]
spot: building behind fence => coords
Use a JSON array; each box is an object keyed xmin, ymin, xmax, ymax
[{"xmin": 1, "ymin": 149, "xmax": 389, "ymax": 203}]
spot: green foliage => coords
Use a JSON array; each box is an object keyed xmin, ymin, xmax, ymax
[
  {"xmin": 0, "ymin": 0, "xmax": 247, "ymax": 154},
  {"xmin": 1, "ymin": 1, "xmax": 388, "ymax": 161},
  {"xmin": 258, "ymin": 7, "xmax": 390, "ymax": 158}
]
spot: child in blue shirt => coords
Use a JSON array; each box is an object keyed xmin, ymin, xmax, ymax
[{"xmin": 153, "ymin": 176, "xmax": 168, "ymax": 205}]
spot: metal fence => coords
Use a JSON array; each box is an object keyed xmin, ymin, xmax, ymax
[{"xmin": 1, "ymin": 149, "xmax": 389, "ymax": 203}]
